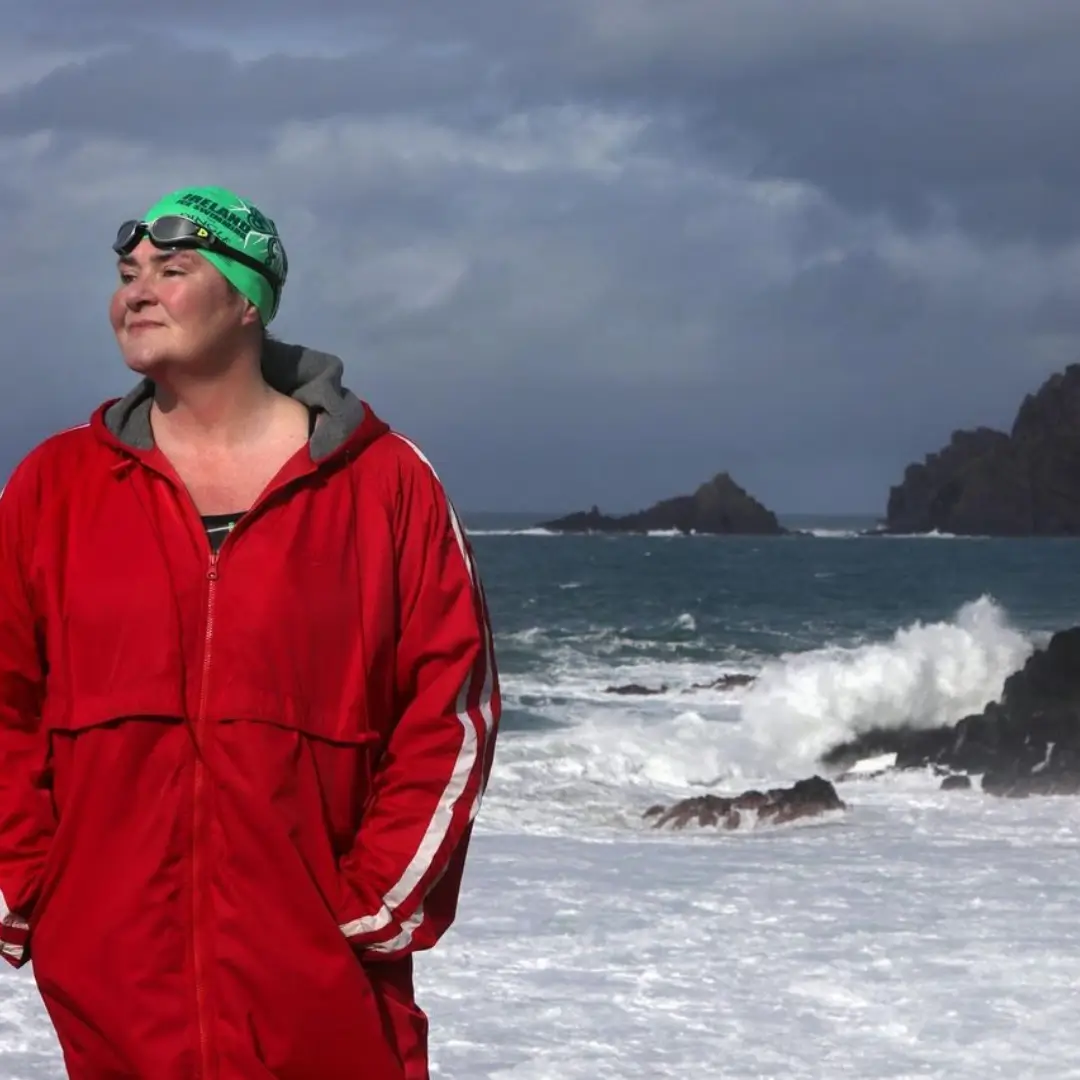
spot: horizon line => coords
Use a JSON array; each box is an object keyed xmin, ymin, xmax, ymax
[{"xmin": 458, "ymin": 508, "xmax": 885, "ymax": 519}]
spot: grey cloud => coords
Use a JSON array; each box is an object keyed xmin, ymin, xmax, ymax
[
  {"xmin": 696, "ymin": 38, "xmax": 1080, "ymax": 243},
  {"xmin": 2, "ymin": 2, "xmax": 1080, "ymax": 515},
  {"xmin": 9, "ymin": 3, "xmax": 1080, "ymax": 241},
  {"xmin": 0, "ymin": 43, "xmax": 486, "ymax": 143}
]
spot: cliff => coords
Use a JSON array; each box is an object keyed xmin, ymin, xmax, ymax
[{"xmin": 885, "ymin": 364, "xmax": 1080, "ymax": 535}]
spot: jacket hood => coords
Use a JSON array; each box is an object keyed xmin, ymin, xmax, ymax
[{"xmin": 100, "ymin": 340, "xmax": 378, "ymax": 462}]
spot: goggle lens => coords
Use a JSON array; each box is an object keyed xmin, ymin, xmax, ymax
[{"xmin": 112, "ymin": 215, "xmax": 281, "ymax": 293}]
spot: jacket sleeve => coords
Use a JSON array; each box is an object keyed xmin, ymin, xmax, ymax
[
  {"xmin": 0, "ymin": 459, "xmax": 56, "ymax": 968},
  {"xmin": 337, "ymin": 438, "xmax": 499, "ymax": 960}
]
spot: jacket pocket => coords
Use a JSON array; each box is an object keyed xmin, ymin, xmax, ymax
[
  {"xmin": 32, "ymin": 709, "xmax": 188, "ymax": 955},
  {"xmin": 212, "ymin": 711, "xmax": 380, "ymax": 917}
]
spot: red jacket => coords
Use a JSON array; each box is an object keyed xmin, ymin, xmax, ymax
[{"xmin": 0, "ymin": 343, "xmax": 500, "ymax": 1079}]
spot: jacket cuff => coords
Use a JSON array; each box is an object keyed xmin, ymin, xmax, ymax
[{"xmin": 0, "ymin": 915, "xmax": 30, "ymax": 968}]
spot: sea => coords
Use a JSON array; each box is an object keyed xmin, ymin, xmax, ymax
[{"xmin": 3, "ymin": 513, "xmax": 1080, "ymax": 1078}]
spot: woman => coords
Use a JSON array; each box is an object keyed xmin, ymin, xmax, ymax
[{"xmin": 0, "ymin": 186, "xmax": 500, "ymax": 1079}]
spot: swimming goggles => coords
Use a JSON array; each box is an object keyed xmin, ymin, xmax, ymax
[{"xmin": 112, "ymin": 215, "xmax": 282, "ymax": 290}]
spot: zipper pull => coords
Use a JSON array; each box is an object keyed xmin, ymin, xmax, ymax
[{"xmin": 207, "ymin": 553, "xmax": 219, "ymax": 581}]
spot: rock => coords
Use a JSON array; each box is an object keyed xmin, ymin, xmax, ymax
[
  {"xmin": 940, "ymin": 774, "xmax": 972, "ymax": 791},
  {"xmin": 689, "ymin": 673, "xmax": 756, "ymax": 691},
  {"xmin": 820, "ymin": 725, "xmax": 953, "ymax": 773},
  {"xmin": 822, "ymin": 627, "xmax": 1080, "ymax": 796},
  {"xmin": 604, "ymin": 683, "xmax": 668, "ymax": 696},
  {"xmin": 884, "ymin": 364, "xmax": 1080, "ymax": 535},
  {"xmin": 645, "ymin": 776, "xmax": 846, "ymax": 829},
  {"xmin": 540, "ymin": 473, "xmax": 786, "ymax": 535},
  {"xmin": 605, "ymin": 673, "xmax": 755, "ymax": 696}
]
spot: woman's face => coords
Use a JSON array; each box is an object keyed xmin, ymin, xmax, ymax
[{"xmin": 109, "ymin": 239, "xmax": 260, "ymax": 377}]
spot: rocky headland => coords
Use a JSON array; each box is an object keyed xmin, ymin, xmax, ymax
[{"xmin": 884, "ymin": 364, "xmax": 1080, "ymax": 536}]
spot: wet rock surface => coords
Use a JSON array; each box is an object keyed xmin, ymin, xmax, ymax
[{"xmin": 644, "ymin": 776, "xmax": 846, "ymax": 829}]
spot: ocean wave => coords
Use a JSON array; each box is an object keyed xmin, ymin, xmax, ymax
[
  {"xmin": 876, "ymin": 529, "xmax": 980, "ymax": 540},
  {"xmin": 468, "ymin": 527, "xmax": 556, "ymax": 536},
  {"xmin": 738, "ymin": 594, "xmax": 1030, "ymax": 774},
  {"xmin": 487, "ymin": 596, "xmax": 1036, "ymax": 825}
]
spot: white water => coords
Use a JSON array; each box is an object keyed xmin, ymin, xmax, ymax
[
  {"xmin": 469, "ymin": 528, "xmax": 557, "ymax": 537},
  {"xmin": 3, "ymin": 596, "xmax": 1076, "ymax": 1077},
  {"xmin": 418, "ymin": 779, "xmax": 1080, "ymax": 1079},
  {"xmin": 741, "ymin": 596, "xmax": 1032, "ymax": 776}
]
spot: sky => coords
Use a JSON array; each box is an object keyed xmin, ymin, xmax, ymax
[{"xmin": 3, "ymin": 3, "xmax": 1080, "ymax": 515}]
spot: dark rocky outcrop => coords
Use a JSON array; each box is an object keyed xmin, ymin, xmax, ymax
[
  {"xmin": 644, "ymin": 776, "xmax": 845, "ymax": 829},
  {"xmin": 823, "ymin": 627, "xmax": 1080, "ymax": 797},
  {"xmin": 822, "ymin": 726, "xmax": 954, "ymax": 774},
  {"xmin": 884, "ymin": 364, "xmax": 1080, "ymax": 535},
  {"xmin": 540, "ymin": 473, "xmax": 785, "ymax": 535},
  {"xmin": 692, "ymin": 673, "xmax": 756, "ymax": 691}
]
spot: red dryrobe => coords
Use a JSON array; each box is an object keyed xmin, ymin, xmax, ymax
[{"xmin": 0, "ymin": 357, "xmax": 499, "ymax": 1079}]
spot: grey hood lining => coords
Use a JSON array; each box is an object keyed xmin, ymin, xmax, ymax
[{"xmin": 102, "ymin": 340, "xmax": 366, "ymax": 461}]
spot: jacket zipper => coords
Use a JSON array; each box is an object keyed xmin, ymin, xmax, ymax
[
  {"xmin": 166, "ymin": 460, "xmax": 312, "ymax": 1080},
  {"xmin": 193, "ymin": 549, "xmax": 220, "ymax": 1080}
]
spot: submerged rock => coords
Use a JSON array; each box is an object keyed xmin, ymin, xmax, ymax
[
  {"xmin": 604, "ymin": 673, "xmax": 755, "ymax": 696},
  {"xmin": 689, "ymin": 673, "xmax": 756, "ymax": 691},
  {"xmin": 644, "ymin": 776, "xmax": 846, "ymax": 830},
  {"xmin": 940, "ymin": 774, "xmax": 972, "ymax": 791}
]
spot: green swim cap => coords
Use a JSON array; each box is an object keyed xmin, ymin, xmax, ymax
[{"xmin": 141, "ymin": 185, "xmax": 288, "ymax": 324}]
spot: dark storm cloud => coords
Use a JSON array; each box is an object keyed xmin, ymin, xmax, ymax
[
  {"xmin": 11, "ymin": 1, "xmax": 1080, "ymax": 241},
  {"xmin": 2, "ymin": 1, "xmax": 1080, "ymax": 513},
  {"xmin": 0, "ymin": 43, "xmax": 486, "ymax": 143},
  {"xmin": 688, "ymin": 36, "xmax": 1080, "ymax": 244}
]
